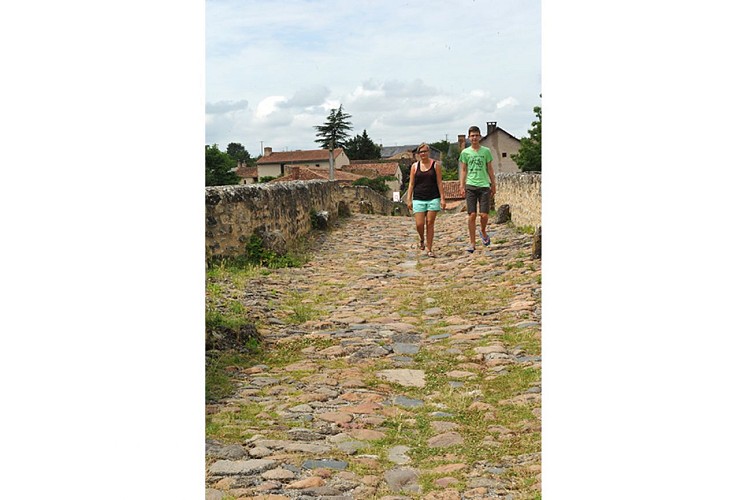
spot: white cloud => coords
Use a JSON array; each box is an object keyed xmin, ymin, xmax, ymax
[
  {"xmin": 497, "ymin": 97, "xmax": 520, "ymax": 110},
  {"xmin": 254, "ymin": 96, "xmax": 287, "ymax": 119}
]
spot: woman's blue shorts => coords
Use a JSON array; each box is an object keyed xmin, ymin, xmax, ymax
[{"xmin": 412, "ymin": 198, "xmax": 441, "ymax": 213}]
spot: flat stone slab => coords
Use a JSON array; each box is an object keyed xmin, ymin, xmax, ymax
[
  {"xmin": 301, "ymin": 459, "xmax": 348, "ymax": 470},
  {"xmin": 285, "ymin": 442, "xmax": 331, "ymax": 453},
  {"xmin": 349, "ymin": 429, "xmax": 386, "ymax": 441},
  {"xmin": 388, "ymin": 445, "xmax": 411, "ymax": 464},
  {"xmin": 393, "ymin": 343, "xmax": 419, "ymax": 355},
  {"xmin": 318, "ymin": 411, "xmax": 353, "ymax": 424},
  {"xmin": 376, "ymin": 369, "xmax": 426, "ymax": 387},
  {"xmin": 208, "ymin": 459, "xmax": 276, "ymax": 475},
  {"xmin": 261, "ymin": 467, "xmax": 296, "ymax": 480},
  {"xmin": 394, "ymin": 395, "xmax": 424, "ymax": 408},
  {"xmin": 384, "ymin": 468, "xmax": 421, "ymax": 493},
  {"xmin": 427, "ymin": 432, "xmax": 465, "ymax": 448}
]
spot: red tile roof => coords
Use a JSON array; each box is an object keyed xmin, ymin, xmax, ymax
[
  {"xmin": 442, "ymin": 180, "xmax": 463, "ymax": 200},
  {"xmin": 257, "ymin": 148, "xmax": 345, "ymax": 164},
  {"xmin": 269, "ymin": 166, "xmax": 364, "ymax": 183},
  {"xmin": 236, "ymin": 166, "xmax": 257, "ymax": 178},
  {"xmin": 342, "ymin": 161, "xmax": 400, "ymax": 178}
]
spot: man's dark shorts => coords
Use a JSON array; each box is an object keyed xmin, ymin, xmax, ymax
[{"xmin": 465, "ymin": 185, "xmax": 491, "ymax": 214}]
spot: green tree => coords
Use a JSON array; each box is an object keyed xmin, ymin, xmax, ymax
[
  {"xmin": 226, "ymin": 142, "xmax": 252, "ymax": 164},
  {"xmin": 512, "ymin": 105, "xmax": 542, "ymax": 172},
  {"xmin": 343, "ymin": 129, "xmax": 381, "ymax": 160},
  {"xmin": 205, "ymin": 144, "xmax": 240, "ymax": 186},
  {"xmin": 353, "ymin": 175, "xmax": 393, "ymax": 194},
  {"xmin": 314, "ymin": 104, "xmax": 353, "ymax": 149},
  {"xmin": 430, "ymin": 140, "xmax": 451, "ymax": 156},
  {"xmin": 441, "ymin": 143, "xmax": 460, "ymax": 180}
]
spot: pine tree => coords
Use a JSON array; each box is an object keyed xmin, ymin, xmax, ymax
[{"xmin": 314, "ymin": 105, "xmax": 353, "ymax": 149}]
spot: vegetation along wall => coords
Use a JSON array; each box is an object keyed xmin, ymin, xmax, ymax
[
  {"xmin": 206, "ymin": 181, "xmax": 408, "ymax": 260},
  {"xmin": 495, "ymin": 172, "xmax": 541, "ymax": 228}
]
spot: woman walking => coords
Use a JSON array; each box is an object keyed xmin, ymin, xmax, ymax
[{"xmin": 405, "ymin": 143, "xmax": 446, "ymax": 257}]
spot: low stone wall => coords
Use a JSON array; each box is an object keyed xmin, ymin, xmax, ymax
[
  {"xmin": 495, "ymin": 172, "xmax": 541, "ymax": 228},
  {"xmin": 206, "ymin": 181, "xmax": 407, "ymax": 260}
]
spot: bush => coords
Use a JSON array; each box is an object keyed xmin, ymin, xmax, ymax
[
  {"xmin": 243, "ymin": 235, "xmax": 302, "ymax": 268},
  {"xmin": 353, "ymin": 175, "xmax": 393, "ymax": 194}
]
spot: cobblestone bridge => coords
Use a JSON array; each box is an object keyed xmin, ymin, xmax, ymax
[{"xmin": 206, "ymin": 211, "xmax": 542, "ymax": 500}]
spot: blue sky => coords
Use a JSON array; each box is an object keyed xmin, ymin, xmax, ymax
[{"xmin": 206, "ymin": 0, "xmax": 541, "ymax": 154}]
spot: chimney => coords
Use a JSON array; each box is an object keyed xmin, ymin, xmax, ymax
[
  {"xmin": 486, "ymin": 121, "xmax": 497, "ymax": 135},
  {"xmin": 290, "ymin": 166, "xmax": 301, "ymax": 180},
  {"xmin": 237, "ymin": 160, "xmax": 243, "ymax": 168},
  {"xmin": 458, "ymin": 134, "xmax": 466, "ymax": 151},
  {"xmin": 264, "ymin": 147, "xmax": 272, "ymax": 156}
]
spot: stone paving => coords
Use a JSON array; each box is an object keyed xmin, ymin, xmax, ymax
[{"xmin": 206, "ymin": 211, "xmax": 542, "ymax": 500}]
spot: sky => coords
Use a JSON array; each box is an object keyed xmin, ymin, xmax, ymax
[{"xmin": 206, "ymin": 0, "xmax": 541, "ymax": 154}]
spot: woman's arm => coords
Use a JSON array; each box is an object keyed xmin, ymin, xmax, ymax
[
  {"xmin": 435, "ymin": 161, "xmax": 446, "ymax": 210},
  {"xmin": 405, "ymin": 162, "xmax": 417, "ymax": 206}
]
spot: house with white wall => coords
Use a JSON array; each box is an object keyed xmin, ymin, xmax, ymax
[
  {"xmin": 342, "ymin": 160, "xmax": 403, "ymax": 193},
  {"xmin": 256, "ymin": 147, "xmax": 350, "ymax": 179}
]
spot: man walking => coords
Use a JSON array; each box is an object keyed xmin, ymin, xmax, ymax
[{"xmin": 459, "ymin": 125, "xmax": 496, "ymax": 253}]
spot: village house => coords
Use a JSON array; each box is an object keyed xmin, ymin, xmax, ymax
[
  {"xmin": 268, "ymin": 165, "xmax": 363, "ymax": 184},
  {"xmin": 234, "ymin": 161, "xmax": 258, "ymax": 184},
  {"xmin": 457, "ymin": 122, "xmax": 522, "ymax": 173},
  {"xmin": 256, "ymin": 147, "xmax": 350, "ymax": 180},
  {"xmin": 380, "ymin": 144, "xmax": 442, "ymax": 162},
  {"xmin": 342, "ymin": 160, "xmax": 403, "ymax": 193}
]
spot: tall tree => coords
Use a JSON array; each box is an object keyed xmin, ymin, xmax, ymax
[
  {"xmin": 512, "ymin": 105, "xmax": 542, "ymax": 172},
  {"xmin": 430, "ymin": 140, "xmax": 451, "ymax": 155},
  {"xmin": 343, "ymin": 129, "xmax": 381, "ymax": 160},
  {"xmin": 226, "ymin": 142, "xmax": 252, "ymax": 164},
  {"xmin": 314, "ymin": 105, "xmax": 353, "ymax": 149},
  {"xmin": 205, "ymin": 144, "xmax": 240, "ymax": 186}
]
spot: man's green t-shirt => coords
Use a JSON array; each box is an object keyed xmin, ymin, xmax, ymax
[{"xmin": 459, "ymin": 146, "xmax": 493, "ymax": 187}]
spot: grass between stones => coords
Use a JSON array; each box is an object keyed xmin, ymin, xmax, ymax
[{"xmin": 206, "ymin": 402, "xmax": 281, "ymax": 442}]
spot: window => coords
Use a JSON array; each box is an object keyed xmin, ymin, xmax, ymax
[{"xmin": 502, "ymin": 152, "xmax": 507, "ymax": 158}]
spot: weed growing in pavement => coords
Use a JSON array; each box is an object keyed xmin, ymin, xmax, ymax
[
  {"xmin": 205, "ymin": 402, "xmax": 280, "ymax": 442},
  {"xmin": 205, "ymin": 351, "xmax": 256, "ymax": 402}
]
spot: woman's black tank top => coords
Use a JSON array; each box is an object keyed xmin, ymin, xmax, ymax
[{"xmin": 413, "ymin": 161, "xmax": 440, "ymax": 200}]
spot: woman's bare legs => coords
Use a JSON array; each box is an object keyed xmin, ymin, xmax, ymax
[
  {"xmin": 425, "ymin": 210, "xmax": 438, "ymax": 253},
  {"xmin": 414, "ymin": 211, "xmax": 426, "ymax": 249}
]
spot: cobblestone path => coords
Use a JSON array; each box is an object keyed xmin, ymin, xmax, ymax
[{"xmin": 206, "ymin": 211, "xmax": 542, "ymax": 500}]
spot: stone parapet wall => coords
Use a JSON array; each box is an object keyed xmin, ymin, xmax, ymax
[
  {"xmin": 494, "ymin": 172, "xmax": 541, "ymax": 227},
  {"xmin": 206, "ymin": 181, "xmax": 407, "ymax": 260}
]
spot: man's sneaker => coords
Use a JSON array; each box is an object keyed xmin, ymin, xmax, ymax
[{"xmin": 481, "ymin": 233, "xmax": 491, "ymax": 246}]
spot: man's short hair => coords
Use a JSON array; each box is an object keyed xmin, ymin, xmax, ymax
[{"xmin": 468, "ymin": 125, "xmax": 481, "ymax": 135}]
